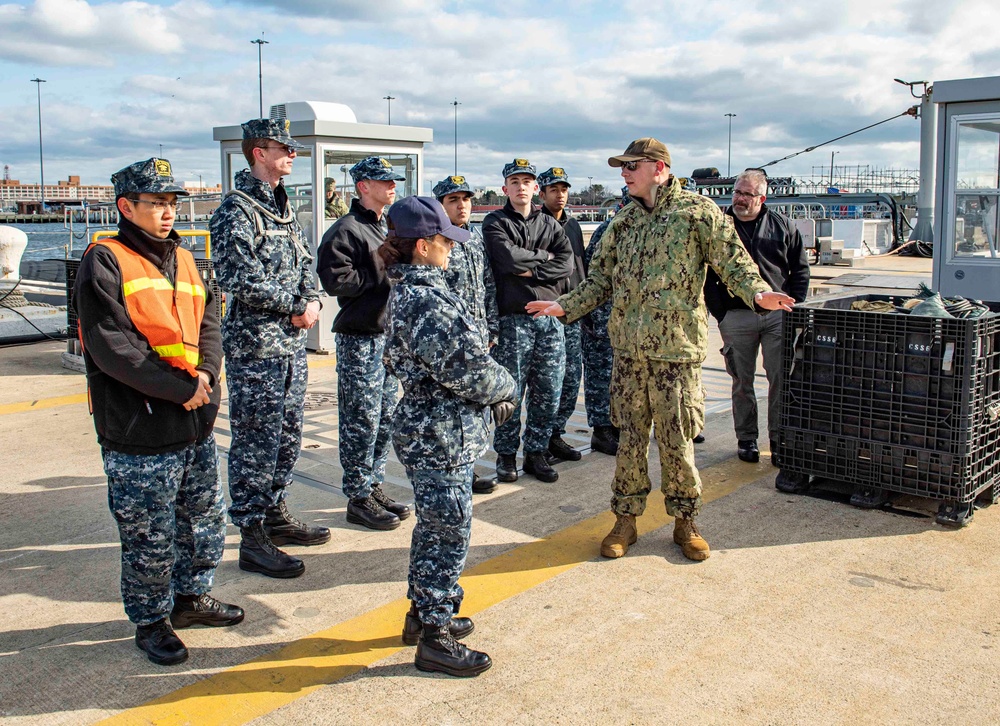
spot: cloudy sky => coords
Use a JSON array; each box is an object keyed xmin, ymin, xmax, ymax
[{"xmin": 1, "ymin": 0, "xmax": 997, "ymax": 194}]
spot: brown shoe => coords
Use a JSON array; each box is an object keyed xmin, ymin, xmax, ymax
[
  {"xmin": 600, "ymin": 514, "xmax": 637, "ymax": 558},
  {"xmin": 673, "ymin": 516, "xmax": 710, "ymax": 561}
]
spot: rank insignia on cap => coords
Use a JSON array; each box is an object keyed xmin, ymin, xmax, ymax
[
  {"xmin": 381, "ymin": 158, "xmax": 393, "ymax": 168},
  {"xmin": 154, "ymin": 159, "xmax": 172, "ymax": 176},
  {"xmin": 552, "ymin": 167, "xmax": 565, "ymax": 176},
  {"xmin": 450, "ymin": 175, "xmax": 465, "ymax": 185},
  {"xmin": 515, "ymin": 158, "xmax": 530, "ymax": 167}
]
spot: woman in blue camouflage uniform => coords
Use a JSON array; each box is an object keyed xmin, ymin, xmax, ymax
[{"xmin": 380, "ymin": 196, "xmax": 515, "ymax": 678}]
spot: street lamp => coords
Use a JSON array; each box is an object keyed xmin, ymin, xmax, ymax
[
  {"xmin": 451, "ymin": 99, "xmax": 461, "ymax": 175},
  {"xmin": 251, "ymin": 38, "xmax": 269, "ymax": 118},
  {"xmin": 383, "ymin": 95, "xmax": 395, "ymax": 125},
  {"xmin": 30, "ymin": 78, "xmax": 46, "ymax": 212},
  {"xmin": 724, "ymin": 113, "xmax": 737, "ymax": 177},
  {"xmin": 829, "ymin": 151, "xmax": 839, "ymax": 187},
  {"xmin": 588, "ymin": 176, "xmax": 594, "ymax": 205}
]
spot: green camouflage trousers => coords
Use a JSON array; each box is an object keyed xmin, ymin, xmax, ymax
[{"xmin": 609, "ymin": 356, "xmax": 705, "ymax": 517}]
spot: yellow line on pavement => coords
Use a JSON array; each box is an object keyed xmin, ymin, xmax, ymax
[
  {"xmin": 0, "ymin": 358, "xmax": 337, "ymax": 417},
  {"xmin": 98, "ymin": 455, "xmax": 766, "ymax": 726}
]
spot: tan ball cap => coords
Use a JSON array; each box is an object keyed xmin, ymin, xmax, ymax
[{"xmin": 608, "ymin": 137, "xmax": 672, "ymax": 168}]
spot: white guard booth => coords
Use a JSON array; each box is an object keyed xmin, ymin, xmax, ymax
[
  {"xmin": 213, "ymin": 102, "xmax": 433, "ymax": 352},
  {"xmin": 932, "ymin": 76, "xmax": 1000, "ymax": 301}
]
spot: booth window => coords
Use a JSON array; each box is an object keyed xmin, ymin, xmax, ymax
[{"xmin": 952, "ymin": 117, "xmax": 1000, "ymax": 259}]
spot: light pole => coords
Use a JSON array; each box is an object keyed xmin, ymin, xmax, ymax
[
  {"xmin": 383, "ymin": 95, "xmax": 395, "ymax": 125},
  {"xmin": 451, "ymin": 99, "xmax": 461, "ymax": 175},
  {"xmin": 724, "ymin": 113, "xmax": 737, "ymax": 177},
  {"xmin": 31, "ymin": 78, "xmax": 46, "ymax": 212},
  {"xmin": 251, "ymin": 38, "xmax": 269, "ymax": 118},
  {"xmin": 198, "ymin": 174, "xmax": 203, "ymax": 192},
  {"xmin": 588, "ymin": 176, "xmax": 594, "ymax": 205},
  {"xmin": 829, "ymin": 151, "xmax": 839, "ymax": 187}
]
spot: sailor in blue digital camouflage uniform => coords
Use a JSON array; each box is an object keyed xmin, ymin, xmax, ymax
[
  {"xmin": 483, "ymin": 158, "xmax": 574, "ymax": 483},
  {"xmin": 210, "ymin": 118, "xmax": 331, "ymax": 580},
  {"xmin": 537, "ymin": 167, "xmax": 586, "ymax": 465},
  {"xmin": 317, "ymin": 156, "xmax": 412, "ymax": 530},
  {"xmin": 75, "ymin": 158, "xmax": 243, "ymax": 666},
  {"xmin": 381, "ymin": 196, "xmax": 516, "ymax": 678},
  {"xmin": 433, "ymin": 174, "xmax": 501, "ymax": 494},
  {"xmin": 581, "ymin": 186, "xmax": 630, "ymax": 456}
]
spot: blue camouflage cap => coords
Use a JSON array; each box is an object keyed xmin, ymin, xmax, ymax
[
  {"xmin": 241, "ymin": 117, "xmax": 306, "ymax": 149},
  {"xmin": 537, "ymin": 167, "xmax": 571, "ymax": 189},
  {"xmin": 501, "ymin": 158, "xmax": 536, "ymax": 180},
  {"xmin": 111, "ymin": 158, "xmax": 189, "ymax": 197},
  {"xmin": 350, "ymin": 155, "xmax": 406, "ymax": 183},
  {"xmin": 432, "ymin": 174, "xmax": 473, "ymax": 199}
]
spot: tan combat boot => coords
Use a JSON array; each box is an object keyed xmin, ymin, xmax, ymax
[
  {"xmin": 601, "ymin": 514, "xmax": 637, "ymax": 558},
  {"xmin": 673, "ymin": 516, "xmax": 710, "ymax": 561}
]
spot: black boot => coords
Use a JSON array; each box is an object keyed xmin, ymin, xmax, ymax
[
  {"xmin": 548, "ymin": 435, "xmax": 582, "ymax": 461},
  {"xmin": 401, "ymin": 602, "xmax": 474, "ymax": 646},
  {"xmin": 239, "ymin": 521, "xmax": 305, "ymax": 578},
  {"xmin": 135, "ymin": 618, "xmax": 188, "ymax": 666},
  {"xmin": 738, "ymin": 439, "xmax": 760, "ymax": 463},
  {"xmin": 495, "ymin": 454, "xmax": 518, "ymax": 483},
  {"xmin": 264, "ymin": 500, "xmax": 332, "ymax": 546},
  {"xmin": 770, "ymin": 439, "xmax": 781, "ymax": 468},
  {"xmin": 170, "ymin": 593, "xmax": 245, "ymax": 629},
  {"xmin": 414, "ymin": 623, "xmax": 492, "ymax": 677},
  {"xmin": 693, "ymin": 432, "xmax": 706, "ymax": 444},
  {"xmin": 591, "ymin": 425, "xmax": 619, "ymax": 455},
  {"xmin": 523, "ymin": 451, "xmax": 558, "ymax": 482},
  {"xmin": 346, "ymin": 495, "xmax": 401, "ymax": 531},
  {"xmin": 371, "ymin": 485, "xmax": 413, "ymax": 520},
  {"xmin": 472, "ymin": 474, "xmax": 497, "ymax": 494},
  {"xmin": 775, "ymin": 470, "xmax": 810, "ymax": 494}
]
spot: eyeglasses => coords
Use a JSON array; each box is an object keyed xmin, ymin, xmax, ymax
[
  {"xmin": 264, "ymin": 144, "xmax": 297, "ymax": 156},
  {"xmin": 732, "ymin": 190, "xmax": 762, "ymax": 199},
  {"xmin": 130, "ymin": 199, "xmax": 179, "ymax": 210},
  {"xmin": 620, "ymin": 159, "xmax": 658, "ymax": 171}
]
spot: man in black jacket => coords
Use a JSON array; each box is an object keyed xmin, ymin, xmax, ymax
[
  {"xmin": 537, "ymin": 167, "xmax": 586, "ymax": 465},
  {"xmin": 484, "ymin": 159, "xmax": 574, "ymax": 483},
  {"xmin": 703, "ymin": 168, "xmax": 810, "ymax": 466},
  {"xmin": 75, "ymin": 158, "xmax": 243, "ymax": 666},
  {"xmin": 317, "ymin": 156, "xmax": 413, "ymax": 530}
]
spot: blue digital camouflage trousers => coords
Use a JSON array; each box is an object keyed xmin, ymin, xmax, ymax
[
  {"xmin": 611, "ymin": 357, "xmax": 705, "ymax": 518},
  {"xmin": 103, "ymin": 434, "xmax": 226, "ymax": 626},
  {"xmin": 336, "ymin": 333, "xmax": 398, "ymax": 500},
  {"xmin": 492, "ymin": 315, "xmax": 565, "ymax": 455},
  {"xmin": 581, "ymin": 326, "xmax": 614, "ymax": 428},
  {"xmin": 406, "ymin": 463, "xmax": 474, "ymax": 627},
  {"xmin": 552, "ymin": 320, "xmax": 583, "ymax": 438},
  {"xmin": 226, "ymin": 347, "xmax": 308, "ymax": 528}
]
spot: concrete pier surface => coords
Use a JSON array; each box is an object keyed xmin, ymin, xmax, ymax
[{"xmin": 5, "ymin": 255, "xmax": 997, "ymax": 726}]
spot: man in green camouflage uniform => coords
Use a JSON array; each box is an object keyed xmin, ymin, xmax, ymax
[
  {"xmin": 527, "ymin": 138, "xmax": 793, "ymax": 561},
  {"xmin": 324, "ymin": 177, "xmax": 349, "ymax": 220}
]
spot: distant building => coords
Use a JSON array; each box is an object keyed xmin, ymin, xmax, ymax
[{"xmin": 0, "ymin": 175, "xmax": 116, "ymax": 206}]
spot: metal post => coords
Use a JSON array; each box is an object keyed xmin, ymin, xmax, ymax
[
  {"xmin": 31, "ymin": 78, "xmax": 46, "ymax": 212},
  {"xmin": 452, "ymin": 99, "xmax": 461, "ymax": 175},
  {"xmin": 383, "ymin": 95, "xmax": 395, "ymax": 125},
  {"xmin": 251, "ymin": 38, "xmax": 269, "ymax": 118},
  {"xmin": 830, "ymin": 151, "xmax": 839, "ymax": 187},
  {"xmin": 724, "ymin": 113, "xmax": 736, "ymax": 177},
  {"xmin": 909, "ymin": 86, "xmax": 936, "ymax": 243},
  {"xmin": 588, "ymin": 176, "xmax": 594, "ymax": 205}
]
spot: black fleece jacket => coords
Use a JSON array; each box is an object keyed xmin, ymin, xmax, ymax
[
  {"xmin": 316, "ymin": 198, "xmax": 390, "ymax": 334},
  {"xmin": 483, "ymin": 201, "xmax": 574, "ymax": 317},
  {"xmin": 704, "ymin": 204, "xmax": 811, "ymax": 321},
  {"xmin": 74, "ymin": 217, "xmax": 222, "ymax": 454},
  {"xmin": 541, "ymin": 204, "xmax": 586, "ymax": 289}
]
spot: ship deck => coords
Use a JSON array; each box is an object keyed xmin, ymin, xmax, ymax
[{"xmin": 4, "ymin": 255, "xmax": 998, "ymax": 726}]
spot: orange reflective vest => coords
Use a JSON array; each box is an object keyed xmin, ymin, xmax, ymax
[{"xmin": 84, "ymin": 237, "xmax": 206, "ymax": 377}]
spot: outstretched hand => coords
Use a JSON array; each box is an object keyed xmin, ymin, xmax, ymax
[
  {"xmin": 525, "ymin": 300, "xmax": 564, "ymax": 318},
  {"xmin": 757, "ymin": 291, "xmax": 795, "ymax": 312}
]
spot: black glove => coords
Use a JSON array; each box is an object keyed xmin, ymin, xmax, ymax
[{"xmin": 491, "ymin": 400, "xmax": 515, "ymax": 427}]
